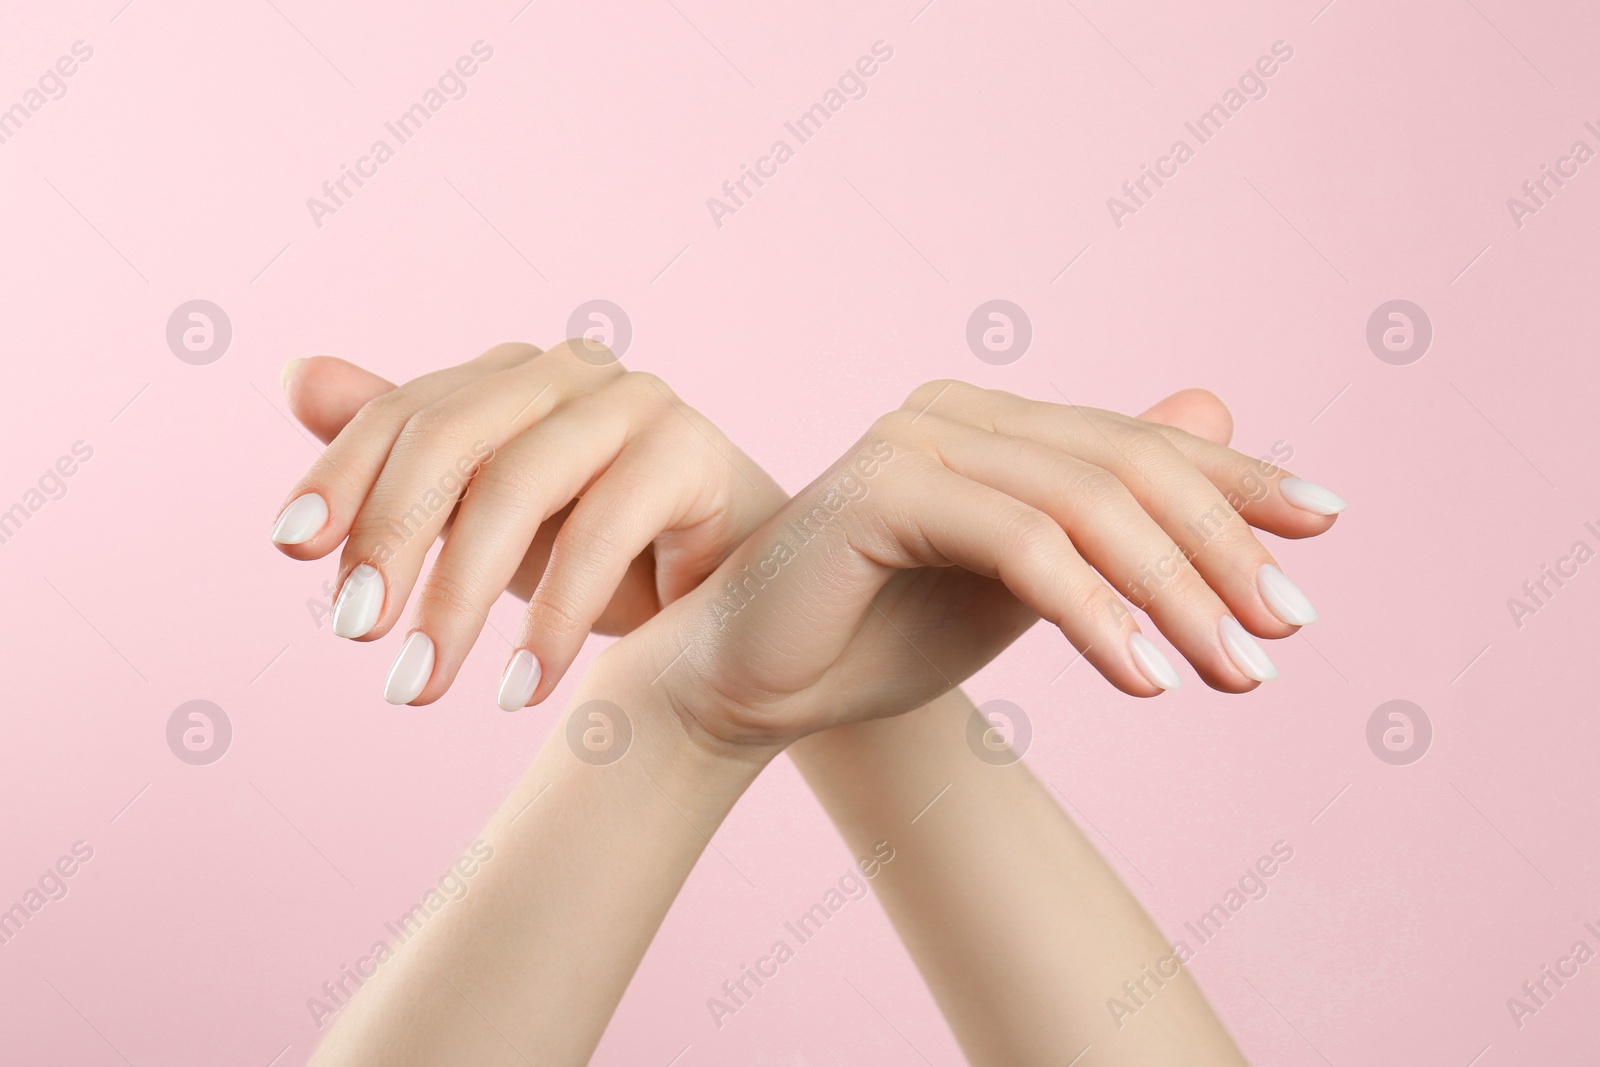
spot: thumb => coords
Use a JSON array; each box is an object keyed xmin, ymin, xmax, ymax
[
  {"xmin": 1137, "ymin": 387, "xmax": 1233, "ymax": 446},
  {"xmin": 281, "ymin": 356, "xmax": 396, "ymax": 444}
]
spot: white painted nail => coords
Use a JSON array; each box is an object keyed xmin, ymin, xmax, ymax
[
  {"xmin": 1128, "ymin": 632, "xmax": 1182, "ymax": 691},
  {"xmin": 497, "ymin": 649, "xmax": 542, "ymax": 712},
  {"xmin": 383, "ymin": 632, "xmax": 435, "ymax": 705},
  {"xmin": 1279, "ymin": 477, "xmax": 1346, "ymax": 515},
  {"xmin": 270, "ymin": 493, "xmax": 328, "ymax": 545},
  {"xmin": 1219, "ymin": 616, "xmax": 1278, "ymax": 682},
  {"xmin": 332, "ymin": 564, "xmax": 384, "ymax": 639},
  {"xmin": 1257, "ymin": 564, "xmax": 1318, "ymax": 626}
]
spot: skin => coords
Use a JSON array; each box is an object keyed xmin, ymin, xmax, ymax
[
  {"xmin": 274, "ymin": 341, "xmax": 782, "ymax": 705},
  {"xmin": 282, "ymin": 346, "xmax": 1338, "ymax": 1065},
  {"xmin": 632, "ymin": 379, "xmax": 1335, "ymax": 742},
  {"xmin": 794, "ymin": 688, "xmax": 1248, "ymax": 1064},
  {"xmin": 302, "ymin": 657, "xmax": 759, "ymax": 1065}
]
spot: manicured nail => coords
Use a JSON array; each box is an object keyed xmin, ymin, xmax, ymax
[
  {"xmin": 280, "ymin": 358, "xmax": 306, "ymax": 390},
  {"xmin": 497, "ymin": 649, "xmax": 542, "ymax": 712},
  {"xmin": 270, "ymin": 492, "xmax": 328, "ymax": 545},
  {"xmin": 383, "ymin": 632, "xmax": 435, "ymax": 705},
  {"xmin": 1128, "ymin": 632, "xmax": 1182, "ymax": 691},
  {"xmin": 1257, "ymin": 564, "xmax": 1318, "ymax": 626},
  {"xmin": 332, "ymin": 564, "xmax": 384, "ymax": 639},
  {"xmin": 1219, "ymin": 616, "xmax": 1278, "ymax": 682},
  {"xmin": 1279, "ymin": 477, "xmax": 1346, "ymax": 515}
]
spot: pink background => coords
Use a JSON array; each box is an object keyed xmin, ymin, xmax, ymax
[{"xmin": 3, "ymin": 0, "xmax": 1598, "ymax": 1062}]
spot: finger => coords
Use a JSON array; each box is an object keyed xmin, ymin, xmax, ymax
[
  {"xmin": 499, "ymin": 376, "xmax": 723, "ymax": 708},
  {"xmin": 385, "ymin": 389, "xmax": 640, "ymax": 704},
  {"xmin": 908, "ymin": 380, "xmax": 1340, "ymax": 538},
  {"xmin": 1137, "ymin": 388, "xmax": 1232, "ymax": 446},
  {"xmin": 1051, "ymin": 411, "xmax": 1308, "ymax": 643},
  {"xmin": 874, "ymin": 463, "xmax": 1172, "ymax": 698},
  {"xmin": 1128, "ymin": 392, "xmax": 1340, "ymax": 565},
  {"xmin": 928, "ymin": 417, "xmax": 1265, "ymax": 692},
  {"xmin": 1091, "ymin": 398, "xmax": 1336, "ymax": 536},
  {"xmin": 330, "ymin": 344, "xmax": 621, "ymax": 642},
  {"xmin": 912, "ymin": 384, "xmax": 1319, "ymax": 640},
  {"xmin": 509, "ymin": 443, "xmax": 702, "ymax": 709},
  {"xmin": 282, "ymin": 356, "xmax": 394, "ymax": 445},
  {"xmin": 269, "ymin": 342, "xmax": 539, "ymax": 561},
  {"xmin": 1133, "ymin": 419, "xmax": 1343, "ymax": 536}
]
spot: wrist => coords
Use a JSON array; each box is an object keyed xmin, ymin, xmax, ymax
[{"xmin": 580, "ymin": 636, "xmax": 783, "ymax": 796}]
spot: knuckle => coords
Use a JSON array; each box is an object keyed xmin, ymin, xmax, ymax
[
  {"xmin": 1193, "ymin": 509, "xmax": 1259, "ymax": 559},
  {"xmin": 528, "ymin": 589, "xmax": 590, "ymax": 641},
  {"xmin": 653, "ymin": 414, "xmax": 707, "ymax": 458},
  {"xmin": 999, "ymin": 505, "xmax": 1062, "ymax": 563},
  {"xmin": 616, "ymin": 370, "xmax": 678, "ymax": 412},
  {"xmin": 353, "ymin": 389, "xmax": 415, "ymax": 431},
  {"xmin": 621, "ymin": 369, "xmax": 670, "ymax": 396},
  {"xmin": 467, "ymin": 460, "xmax": 545, "ymax": 512},
  {"xmin": 1119, "ymin": 426, "xmax": 1180, "ymax": 467},
  {"xmin": 1046, "ymin": 579, "xmax": 1123, "ymax": 632},
  {"xmin": 1068, "ymin": 466, "xmax": 1130, "ymax": 509},
  {"xmin": 901, "ymin": 378, "xmax": 974, "ymax": 413},
  {"xmin": 1155, "ymin": 572, "xmax": 1219, "ymax": 620},
  {"xmin": 397, "ymin": 402, "xmax": 460, "ymax": 446},
  {"xmin": 1084, "ymin": 587, "xmax": 1133, "ymax": 629},
  {"xmin": 555, "ymin": 337, "xmax": 626, "ymax": 374},
  {"xmin": 478, "ymin": 341, "xmax": 542, "ymax": 369},
  {"xmin": 558, "ymin": 514, "xmax": 626, "ymax": 565},
  {"xmin": 869, "ymin": 408, "xmax": 924, "ymax": 447},
  {"xmin": 417, "ymin": 569, "xmax": 484, "ymax": 624}
]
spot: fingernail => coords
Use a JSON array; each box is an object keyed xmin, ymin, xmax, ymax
[
  {"xmin": 1219, "ymin": 616, "xmax": 1279, "ymax": 682},
  {"xmin": 270, "ymin": 492, "xmax": 328, "ymax": 545},
  {"xmin": 280, "ymin": 358, "xmax": 306, "ymax": 390},
  {"xmin": 383, "ymin": 632, "xmax": 435, "ymax": 705},
  {"xmin": 497, "ymin": 649, "xmax": 542, "ymax": 712},
  {"xmin": 332, "ymin": 564, "xmax": 384, "ymax": 639},
  {"xmin": 1279, "ymin": 477, "xmax": 1346, "ymax": 515},
  {"xmin": 1128, "ymin": 632, "xmax": 1182, "ymax": 691},
  {"xmin": 1257, "ymin": 564, "xmax": 1317, "ymax": 625}
]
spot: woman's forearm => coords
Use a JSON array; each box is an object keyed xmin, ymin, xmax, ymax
[
  {"xmin": 788, "ymin": 688, "xmax": 1247, "ymax": 1066},
  {"xmin": 309, "ymin": 643, "xmax": 773, "ymax": 1067}
]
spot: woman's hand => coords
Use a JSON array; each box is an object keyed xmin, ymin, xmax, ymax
[
  {"xmin": 270, "ymin": 342, "xmax": 784, "ymax": 708},
  {"xmin": 630, "ymin": 379, "xmax": 1345, "ymax": 750}
]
